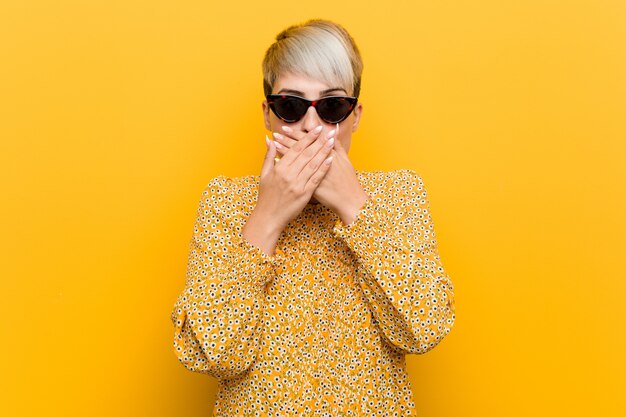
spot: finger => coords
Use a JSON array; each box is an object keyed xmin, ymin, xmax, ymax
[
  {"xmin": 305, "ymin": 154, "xmax": 333, "ymax": 192},
  {"xmin": 295, "ymin": 132, "xmax": 335, "ymax": 181},
  {"xmin": 260, "ymin": 134, "xmax": 276, "ymax": 178},
  {"xmin": 272, "ymin": 125, "xmax": 304, "ymax": 155},
  {"xmin": 272, "ymin": 126, "xmax": 323, "ymax": 156},
  {"xmin": 291, "ymin": 127, "xmax": 336, "ymax": 174},
  {"xmin": 278, "ymin": 124, "xmax": 324, "ymax": 166},
  {"xmin": 330, "ymin": 123, "xmax": 345, "ymax": 153},
  {"xmin": 275, "ymin": 126, "xmax": 335, "ymax": 150},
  {"xmin": 272, "ymin": 138, "xmax": 287, "ymax": 155},
  {"xmin": 272, "ymin": 132, "xmax": 296, "ymax": 152},
  {"xmin": 280, "ymin": 125, "xmax": 307, "ymax": 141},
  {"xmin": 332, "ymin": 133, "xmax": 345, "ymax": 155}
]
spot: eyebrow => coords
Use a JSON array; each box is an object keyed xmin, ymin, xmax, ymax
[{"xmin": 276, "ymin": 87, "xmax": 347, "ymax": 96}]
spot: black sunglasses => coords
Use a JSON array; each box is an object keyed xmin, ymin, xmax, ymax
[{"xmin": 266, "ymin": 94, "xmax": 358, "ymax": 124}]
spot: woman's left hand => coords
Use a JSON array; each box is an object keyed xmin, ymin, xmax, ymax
[{"xmin": 272, "ymin": 127, "xmax": 370, "ymax": 225}]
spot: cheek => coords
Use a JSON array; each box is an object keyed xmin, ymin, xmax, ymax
[
  {"xmin": 339, "ymin": 137, "xmax": 350, "ymax": 152},
  {"xmin": 268, "ymin": 113, "xmax": 283, "ymax": 131},
  {"xmin": 338, "ymin": 120, "xmax": 349, "ymax": 141},
  {"xmin": 271, "ymin": 116, "xmax": 305, "ymax": 133}
]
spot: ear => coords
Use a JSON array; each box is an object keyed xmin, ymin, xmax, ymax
[
  {"xmin": 262, "ymin": 100, "xmax": 271, "ymax": 131},
  {"xmin": 351, "ymin": 102, "xmax": 363, "ymax": 133}
]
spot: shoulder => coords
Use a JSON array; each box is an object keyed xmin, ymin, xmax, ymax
[
  {"xmin": 197, "ymin": 174, "xmax": 259, "ymax": 214},
  {"xmin": 389, "ymin": 169, "xmax": 426, "ymax": 197},
  {"xmin": 201, "ymin": 174, "xmax": 257, "ymax": 196},
  {"xmin": 356, "ymin": 168, "xmax": 423, "ymax": 195}
]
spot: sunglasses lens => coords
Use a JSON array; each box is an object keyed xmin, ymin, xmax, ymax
[
  {"xmin": 268, "ymin": 95, "xmax": 356, "ymax": 123},
  {"xmin": 318, "ymin": 97, "xmax": 354, "ymax": 123},
  {"xmin": 272, "ymin": 96, "xmax": 308, "ymax": 122}
]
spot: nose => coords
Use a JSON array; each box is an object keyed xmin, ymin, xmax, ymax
[{"xmin": 301, "ymin": 104, "xmax": 323, "ymax": 133}]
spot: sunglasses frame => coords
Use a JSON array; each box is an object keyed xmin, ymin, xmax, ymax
[{"xmin": 266, "ymin": 94, "xmax": 358, "ymax": 124}]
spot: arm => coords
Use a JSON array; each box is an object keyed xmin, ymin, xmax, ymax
[
  {"xmin": 170, "ymin": 176, "xmax": 286, "ymax": 378},
  {"xmin": 332, "ymin": 169, "xmax": 456, "ymax": 355}
]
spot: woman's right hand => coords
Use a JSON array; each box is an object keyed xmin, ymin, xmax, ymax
[
  {"xmin": 242, "ymin": 124, "xmax": 335, "ymax": 255},
  {"xmin": 259, "ymin": 123, "xmax": 335, "ymax": 227}
]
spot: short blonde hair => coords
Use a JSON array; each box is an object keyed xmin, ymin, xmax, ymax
[{"xmin": 262, "ymin": 19, "xmax": 363, "ymax": 98}]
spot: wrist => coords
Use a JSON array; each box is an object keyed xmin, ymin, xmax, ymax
[
  {"xmin": 338, "ymin": 190, "xmax": 370, "ymax": 226},
  {"xmin": 242, "ymin": 208, "xmax": 284, "ymax": 256}
]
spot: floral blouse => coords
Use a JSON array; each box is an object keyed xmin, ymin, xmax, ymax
[{"xmin": 170, "ymin": 168, "xmax": 456, "ymax": 416}]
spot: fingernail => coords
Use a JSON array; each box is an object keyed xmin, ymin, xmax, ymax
[
  {"xmin": 327, "ymin": 137, "xmax": 334, "ymax": 147},
  {"xmin": 325, "ymin": 155, "xmax": 333, "ymax": 165},
  {"xmin": 327, "ymin": 129, "xmax": 336, "ymax": 138},
  {"xmin": 314, "ymin": 125, "xmax": 323, "ymax": 133},
  {"xmin": 273, "ymin": 132, "xmax": 283, "ymax": 140},
  {"xmin": 281, "ymin": 126, "xmax": 292, "ymax": 133},
  {"xmin": 273, "ymin": 141, "xmax": 283, "ymax": 150},
  {"xmin": 265, "ymin": 135, "xmax": 270, "ymax": 147}
]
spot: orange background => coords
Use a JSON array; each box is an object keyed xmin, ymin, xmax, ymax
[{"xmin": 1, "ymin": 1, "xmax": 624, "ymax": 416}]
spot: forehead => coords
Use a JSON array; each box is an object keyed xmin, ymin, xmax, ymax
[{"xmin": 273, "ymin": 71, "xmax": 347, "ymax": 98}]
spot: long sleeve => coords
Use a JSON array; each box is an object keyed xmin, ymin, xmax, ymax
[
  {"xmin": 332, "ymin": 169, "xmax": 456, "ymax": 355},
  {"xmin": 170, "ymin": 176, "xmax": 286, "ymax": 379}
]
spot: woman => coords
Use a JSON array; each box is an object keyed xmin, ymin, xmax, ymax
[{"xmin": 171, "ymin": 19, "xmax": 456, "ymax": 416}]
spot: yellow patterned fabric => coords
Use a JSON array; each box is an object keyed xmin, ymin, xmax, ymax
[{"xmin": 171, "ymin": 168, "xmax": 456, "ymax": 416}]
